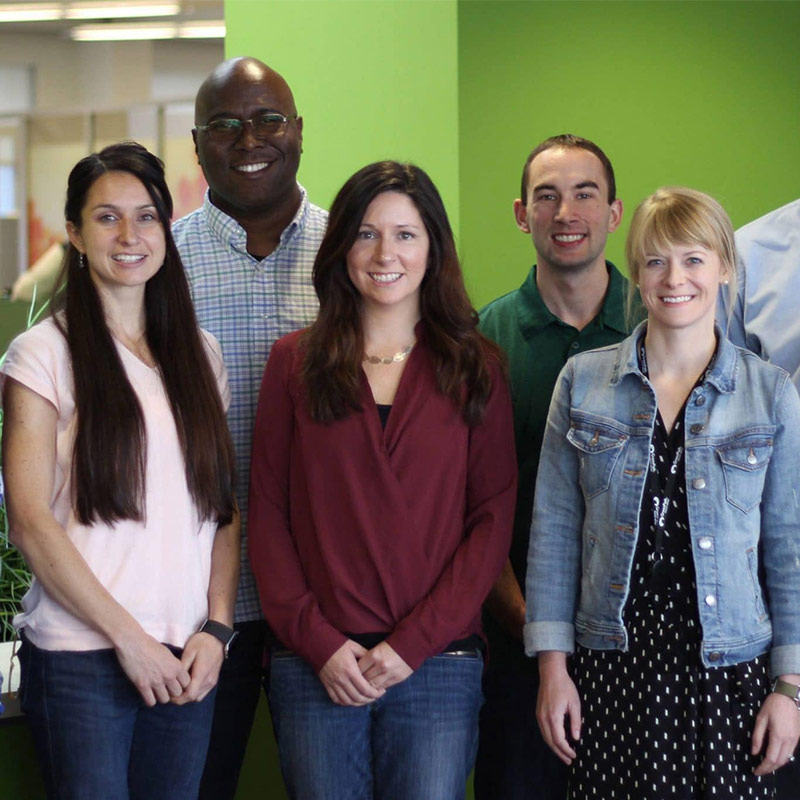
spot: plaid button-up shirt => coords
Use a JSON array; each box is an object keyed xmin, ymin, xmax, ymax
[{"xmin": 173, "ymin": 186, "xmax": 327, "ymax": 622}]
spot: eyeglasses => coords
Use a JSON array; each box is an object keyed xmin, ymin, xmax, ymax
[{"xmin": 194, "ymin": 112, "xmax": 294, "ymax": 141}]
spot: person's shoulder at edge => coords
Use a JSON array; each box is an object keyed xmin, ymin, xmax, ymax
[
  {"xmin": 305, "ymin": 196, "xmax": 329, "ymax": 221},
  {"xmin": 265, "ymin": 328, "xmax": 309, "ymax": 375},
  {"xmin": 736, "ymin": 197, "xmax": 800, "ymax": 242},
  {"xmin": 734, "ymin": 340, "xmax": 794, "ymax": 385},
  {"xmin": 171, "ymin": 204, "xmax": 204, "ymax": 237},
  {"xmin": 5, "ymin": 315, "xmax": 63, "ymax": 355},
  {"xmin": 198, "ymin": 327, "xmax": 223, "ymax": 357},
  {"xmin": 479, "ymin": 279, "xmax": 525, "ymax": 319},
  {"xmin": 567, "ymin": 335, "xmax": 629, "ymax": 365}
]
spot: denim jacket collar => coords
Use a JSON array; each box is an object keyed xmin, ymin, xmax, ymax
[{"xmin": 610, "ymin": 320, "xmax": 738, "ymax": 395}]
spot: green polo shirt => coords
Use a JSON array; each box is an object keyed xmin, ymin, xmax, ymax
[{"xmin": 479, "ymin": 262, "xmax": 631, "ymax": 596}]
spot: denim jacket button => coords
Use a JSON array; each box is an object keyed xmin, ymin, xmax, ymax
[
  {"xmin": 690, "ymin": 423, "xmax": 705, "ymax": 434},
  {"xmin": 708, "ymin": 651, "xmax": 721, "ymax": 662},
  {"xmin": 698, "ymin": 537, "xmax": 712, "ymax": 550},
  {"xmin": 692, "ymin": 477, "xmax": 707, "ymax": 490},
  {"xmin": 695, "ymin": 395, "xmax": 706, "ymax": 406},
  {"xmin": 705, "ymin": 594, "xmax": 717, "ymax": 607}
]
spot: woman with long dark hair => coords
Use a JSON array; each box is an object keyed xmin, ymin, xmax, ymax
[
  {"xmin": 528, "ymin": 187, "xmax": 800, "ymax": 798},
  {"xmin": 249, "ymin": 161, "xmax": 517, "ymax": 799},
  {"xmin": 1, "ymin": 142, "xmax": 238, "ymax": 799}
]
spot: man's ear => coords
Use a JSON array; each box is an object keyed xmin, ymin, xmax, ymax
[
  {"xmin": 607, "ymin": 198, "xmax": 623, "ymax": 233},
  {"xmin": 513, "ymin": 198, "xmax": 530, "ymax": 234},
  {"xmin": 192, "ymin": 129, "xmax": 200, "ymax": 160}
]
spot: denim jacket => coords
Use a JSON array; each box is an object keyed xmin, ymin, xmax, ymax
[{"xmin": 524, "ymin": 322, "xmax": 800, "ymax": 677}]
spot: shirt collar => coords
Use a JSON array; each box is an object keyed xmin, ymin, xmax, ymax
[
  {"xmin": 517, "ymin": 261, "xmax": 628, "ymax": 339},
  {"xmin": 202, "ymin": 183, "xmax": 310, "ymax": 259},
  {"xmin": 612, "ymin": 320, "xmax": 738, "ymax": 394}
]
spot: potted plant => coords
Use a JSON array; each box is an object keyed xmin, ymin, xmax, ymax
[{"xmin": 0, "ymin": 294, "xmax": 48, "ymax": 713}]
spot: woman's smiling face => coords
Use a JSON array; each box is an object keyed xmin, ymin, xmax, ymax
[
  {"xmin": 638, "ymin": 241, "xmax": 728, "ymax": 335},
  {"xmin": 67, "ymin": 170, "xmax": 165, "ymax": 297},
  {"xmin": 346, "ymin": 191, "xmax": 430, "ymax": 315}
]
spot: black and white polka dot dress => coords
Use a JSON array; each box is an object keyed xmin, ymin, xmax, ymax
[{"xmin": 570, "ymin": 395, "xmax": 775, "ymax": 799}]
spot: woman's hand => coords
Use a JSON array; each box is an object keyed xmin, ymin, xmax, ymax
[
  {"xmin": 319, "ymin": 640, "xmax": 386, "ymax": 706},
  {"xmin": 171, "ymin": 632, "xmax": 225, "ymax": 705},
  {"xmin": 358, "ymin": 642, "xmax": 413, "ymax": 690},
  {"xmin": 114, "ymin": 630, "xmax": 190, "ymax": 707},
  {"xmin": 537, "ymin": 651, "xmax": 581, "ymax": 765},
  {"xmin": 751, "ymin": 675, "xmax": 800, "ymax": 775}
]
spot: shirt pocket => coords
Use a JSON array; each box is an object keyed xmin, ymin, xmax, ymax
[
  {"xmin": 716, "ymin": 434, "xmax": 773, "ymax": 513},
  {"xmin": 567, "ymin": 418, "xmax": 629, "ymax": 500}
]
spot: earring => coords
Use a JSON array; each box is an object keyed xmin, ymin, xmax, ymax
[{"xmin": 79, "ymin": 253, "xmax": 86, "ymax": 269}]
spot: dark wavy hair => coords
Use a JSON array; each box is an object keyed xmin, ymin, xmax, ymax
[
  {"xmin": 302, "ymin": 160, "xmax": 503, "ymax": 425},
  {"xmin": 52, "ymin": 141, "xmax": 235, "ymax": 526}
]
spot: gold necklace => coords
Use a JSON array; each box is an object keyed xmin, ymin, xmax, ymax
[{"xmin": 363, "ymin": 343, "xmax": 414, "ymax": 365}]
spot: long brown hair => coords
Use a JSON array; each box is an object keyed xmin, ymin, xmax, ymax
[
  {"xmin": 302, "ymin": 161, "xmax": 503, "ymax": 425},
  {"xmin": 53, "ymin": 141, "xmax": 235, "ymax": 526}
]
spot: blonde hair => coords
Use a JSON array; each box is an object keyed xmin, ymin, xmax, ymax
[{"xmin": 625, "ymin": 187, "xmax": 737, "ymax": 326}]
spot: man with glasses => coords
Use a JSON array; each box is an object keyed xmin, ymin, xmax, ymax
[
  {"xmin": 172, "ymin": 56, "xmax": 327, "ymax": 800},
  {"xmin": 476, "ymin": 134, "xmax": 629, "ymax": 800}
]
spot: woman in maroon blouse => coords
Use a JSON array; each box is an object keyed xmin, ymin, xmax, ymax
[{"xmin": 248, "ymin": 161, "xmax": 517, "ymax": 799}]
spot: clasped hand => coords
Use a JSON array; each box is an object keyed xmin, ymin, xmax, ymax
[
  {"xmin": 115, "ymin": 631, "xmax": 224, "ymax": 707},
  {"xmin": 319, "ymin": 640, "xmax": 414, "ymax": 706}
]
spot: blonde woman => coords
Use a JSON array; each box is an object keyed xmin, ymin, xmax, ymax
[{"xmin": 527, "ymin": 187, "xmax": 800, "ymax": 798}]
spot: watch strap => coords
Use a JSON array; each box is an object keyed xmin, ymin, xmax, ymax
[
  {"xmin": 771, "ymin": 678, "xmax": 800, "ymax": 709},
  {"xmin": 199, "ymin": 619, "xmax": 238, "ymax": 658}
]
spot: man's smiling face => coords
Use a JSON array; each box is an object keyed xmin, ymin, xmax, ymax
[
  {"xmin": 193, "ymin": 60, "xmax": 303, "ymax": 221},
  {"xmin": 514, "ymin": 147, "xmax": 622, "ymax": 275}
]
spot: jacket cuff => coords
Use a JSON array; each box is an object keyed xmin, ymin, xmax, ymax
[
  {"xmin": 523, "ymin": 621, "xmax": 575, "ymax": 657},
  {"xmin": 769, "ymin": 644, "xmax": 800, "ymax": 679}
]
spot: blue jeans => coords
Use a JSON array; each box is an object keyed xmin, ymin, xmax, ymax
[
  {"xmin": 19, "ymin": 637, "xmax": 216, "ymax": 800},
  {"xmin": 268, "ymin": 650, "xmax": 484, "ymax": 800}
]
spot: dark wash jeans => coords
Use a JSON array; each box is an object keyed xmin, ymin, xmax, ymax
[
  {"xmin": 267, "ymin": 650, "xmax": 484, "ymax": 800},
  {"xmin": 198, "ymin": 619, "xmax": 271, "ymax": 800},
  {"xmin": 19, "ymin": 636, "xmax": 215, "ymax": 800}
]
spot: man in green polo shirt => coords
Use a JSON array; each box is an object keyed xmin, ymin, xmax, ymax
[{"xmin": 475, "ymin": 134, "xmax": 631, "ymax": 800}]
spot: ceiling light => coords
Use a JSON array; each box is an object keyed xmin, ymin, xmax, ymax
[
  {"xmin": 70, "ymin": 18, "xmax": 225, "ymax": 40},
  {"xmin": 0, "ymin": 3, "xmax": 61, "ymax": 22},
  {"xmin": 178, "ymin": 20, "xmax": 225, "ymax": 38},
  {"xmin": 64, "ymin": 2, "xmax": 180, "ymax": 20},
  {"xmin": 70, "ymin": 21, "xmax": 176, "ymax": 40}
]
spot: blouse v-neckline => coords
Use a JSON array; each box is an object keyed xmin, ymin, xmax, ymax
[{"xmin": 113, "ymin": 336, "xmax": 158, "ymax": 373}]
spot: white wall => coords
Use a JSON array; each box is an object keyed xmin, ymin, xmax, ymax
[{"xmin": 0, "ymin": 34, "xmax": 223, "ymax": 112}]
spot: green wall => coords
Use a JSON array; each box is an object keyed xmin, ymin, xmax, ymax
[
  {"xmin": 225, "ymin": 0, "xmax": 460, "ymax": 233},
  {"xmin": 459, "ymin": 0, "xmax": 800, "ymax": 305}
]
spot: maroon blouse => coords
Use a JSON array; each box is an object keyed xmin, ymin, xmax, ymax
[{"xmin": 248, "ymin": 328, "xmax": 517, "ymax": 672}]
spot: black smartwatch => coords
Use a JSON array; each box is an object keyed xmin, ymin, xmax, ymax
[{"xmin": 199, "ymin": 619, "xmax": 238, "ymax": 659}]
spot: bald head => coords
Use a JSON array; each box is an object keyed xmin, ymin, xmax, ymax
[
  {"xmin": 195, "ymin": 57, "xmax": 297, "ymax": 122},
  {"xmin": 192, "ymin": 56, "xmax": 303, "ymax": 223}
]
